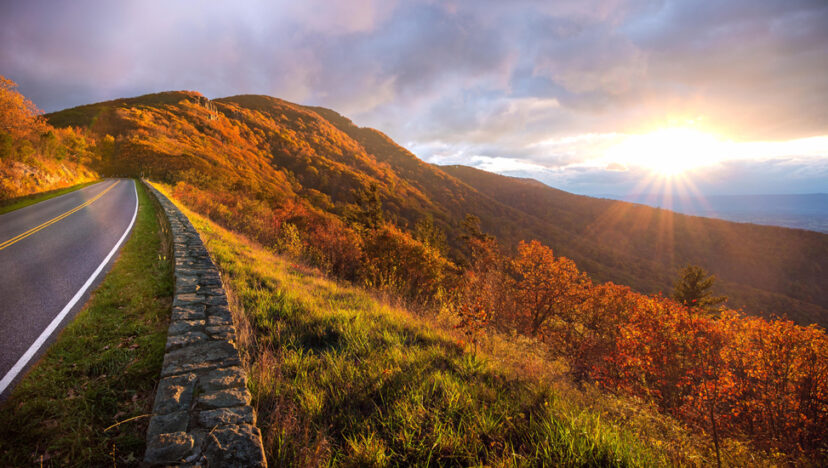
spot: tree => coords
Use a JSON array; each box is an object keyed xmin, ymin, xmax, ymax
[
  {"xmin": 459, "ymin": 214, "xmax": 500, "ymax": 274},
  {"xmin": 460, "ymin": 214, "xmax": 487, "ymax": 242},
  {"xmin": 0, "ymin": 75, "xmax": 44, "ymax": 138},
  {"xmin": 511, "ymin": 240, "xmax": 590, "ymax": 336},
  {"xmin": 672, "ymin": 265, "xmax": 727, "ymax": 315},
  {"xmin": 414, "ymin": 214, "xmax": 447, "ymax": 254},
  {"xmin": 348, "ymin": 183, "xmax": 384, "ymax": 229}
]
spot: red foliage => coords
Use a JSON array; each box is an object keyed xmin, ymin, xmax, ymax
[{"xmin": 454, "ymin": 237, "xmax": 828, "ymax": 457}]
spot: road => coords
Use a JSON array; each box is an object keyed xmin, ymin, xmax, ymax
[{"xmin": 0, "ymin": 179, "xmax": 138, "ymax": 399}]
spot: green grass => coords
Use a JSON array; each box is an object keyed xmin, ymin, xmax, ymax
[
  {"xmin": 0, "ymin": 180, "xmax": 173, "ymax": 467},
  {"xmin": 155, "ymin": 189, "xmax": 681, "ymax": 467},
  {"xmin": 0, "ymin": 180, "xmax": 101, "ymax": 215}
]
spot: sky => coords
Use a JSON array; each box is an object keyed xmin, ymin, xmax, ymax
[{"xmin": 2, "ymin": 0, "xmax": 827, "ymax": 196}]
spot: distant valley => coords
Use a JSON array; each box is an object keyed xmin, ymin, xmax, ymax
[{"xmin": 609, "ymin": 193, "xmax": 828, "ymax": 233}]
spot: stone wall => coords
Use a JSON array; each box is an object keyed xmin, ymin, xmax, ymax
[{"xmin": 143, "ymin": 181, "xmax": 266, "ymax": 467}]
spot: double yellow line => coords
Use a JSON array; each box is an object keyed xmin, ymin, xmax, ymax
[{"xmin": 0, "ymin": 181, "xmax": 120, "ymax": 251}]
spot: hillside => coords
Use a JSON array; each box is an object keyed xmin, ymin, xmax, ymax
[
  {"xmin": 156, "ymin": 186, "xmax": 758, "ymax": 466},
  {"xmin": 440, "ymin": 166, "xmax": 828, "ymax": 327},
  {"xmin": 0, "ymin": 76, "xmax": 98, "ymax": 202},
  {"xmin": 46, "ymin": 91, "xmax": 828, "ymax": 327}
]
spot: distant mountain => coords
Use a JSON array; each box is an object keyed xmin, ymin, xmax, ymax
[
  {"xmin": 609, "ymin": 193, "xmax": 828, "ymax": 233},
  {"xmin": 46, "ymin": 91, "xmax": 828, "ymax": 327}
]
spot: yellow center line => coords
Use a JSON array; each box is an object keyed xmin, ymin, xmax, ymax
[{"xmin": 0, "ymin": 181, "xmax": 120, "ymax": 251}]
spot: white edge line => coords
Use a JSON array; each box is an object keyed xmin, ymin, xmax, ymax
[{"xmin": 0, "ymin": 179, "xmax": 139, "ymax": 396}]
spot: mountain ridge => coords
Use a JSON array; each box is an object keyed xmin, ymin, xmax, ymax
[{"xmin": 45, "ymin": 91, "xmax": 828, "ymax": 327}]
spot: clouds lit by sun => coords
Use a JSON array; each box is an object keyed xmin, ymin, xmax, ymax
[
  {"xmin": 2, "ymin": 0, "xmax": 826, "ymax": 195},
  {"xmin": 600, "ymin": 128, "xmax": 828, "ymax": 178},
  {"xmin": 605, "ymin": 127, "xmax": 725, "ymax": 176}
]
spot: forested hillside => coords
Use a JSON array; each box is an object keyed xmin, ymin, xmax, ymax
[
  {"xmin": 47, "ymin": 91, "xmax": 828, "ymax": 327},
  {"xmin": 441, "ymin": 166, "xmax": 828, "ymax": 327}
]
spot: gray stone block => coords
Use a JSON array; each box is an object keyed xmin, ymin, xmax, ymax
[
  {"xmin": 198, "ymin": 286, "xmax": 225, "ymax": 297},
  {"xmin": 205, "ymin": 325, "xmax": 235, "ymax": 341},
  {"xmin": 205, "ymin": 295, "xmax": 228, "ymax": 306},
  {"xmin": 154, "ymin": 373, "xmax": 197, "ymax": 415},
  {"xmin": 198, "ymin": 387, "xmax": 252, "ymax": 409},
  {"xmin": 207, "ymin": 314, "xmax": 232, "ymax": 326},
  {"xmin": 168, "ymin": 319, "xmax": 205, "ymax": 336},
  {"xmin": 147, "ymin": 410, "xmax": 189, "ymax": 436},
  {"xmin": 171, "ymin": 304, "xmax": 206, "ymax": 321},
  {"xmin": 173, "ymin": 293, "xmax": 205, "ymax": 306},
  {"xmin": 199, "ymin": 367, "xmax": 246, "ymax": 392},
  {"xmin": 161, "ymin": 341, "xmax": 241, "ymax": 377},
  {"xmin": 145, "ymin": 431, "xmax": 195, "ymax": 465},
  {"xmin": 203, "ymin": 424, "xmax": 266, "ymax": 467},
  {"xmin": 166, "ymin": 331, "xmax": 209, "ymax": 351},
  {"xmin": 198, "ymin": 406, "xmax": 255, "ymax": 428},
  {"xmin": 207, "ymin": 305, "xmax": 232, "ymax": 322}
]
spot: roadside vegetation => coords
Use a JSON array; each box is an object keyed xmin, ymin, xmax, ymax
[
  {"xmin": 0, "ymin": 180, "xmax": 100, "ymax": 215},
  {"xmin": 0, "ymin": 76, "xmax": 100, "ymax": 201},
  {"xmin": 156, "ymin": 185, "xmax": 783, "ymax": 467},
  {"xmin": 161, "ymin": 169, "xmax": 828, "ymax": 465},
  {"xmin": 0, "ymin": 181, "xmax": 172, "ymax": 467}
]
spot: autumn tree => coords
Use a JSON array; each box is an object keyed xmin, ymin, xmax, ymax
[
  {"xmin": 565, "ymin": 282, "xmax": 636, "ymax": 381},
  {"xmin": 511, "ymin": 240, "xmax": 590, "ymax": 337},
  {"xmin": 454, "ymin": 214, "xmax": 515, "ymax": 327},
  {"xmin": 0, "ymin": 75, "xmax": 44, "ymax": 139},
  {"xmin": 361, "ymin": 224, "xmax": 454, "ymax": 302},
  {"xmin": 672, "ymin": 265, "xmax": 727, "ymax": 314}
]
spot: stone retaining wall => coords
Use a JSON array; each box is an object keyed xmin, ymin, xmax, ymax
[{"xmin": 143, "ymin": 181, "xmax": 266, "ymax": 467}]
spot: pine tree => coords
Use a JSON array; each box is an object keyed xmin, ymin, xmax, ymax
[{"xmin": 672, "ymin": 265, "xmax": 727, "ymax": 315}]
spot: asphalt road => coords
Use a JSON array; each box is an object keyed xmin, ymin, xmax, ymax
[{"xmin": 0, "ymin": 179, "xmax": 138, "ymax": 399}]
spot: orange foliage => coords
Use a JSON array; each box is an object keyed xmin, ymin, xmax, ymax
[
  {"xmin": 456, "ymin": 236, "xmax": 828, "ymax": 457},
  {"xmin": 361, "ymin": 224, "xmax": 455, "ymax": 302},
  {"xmin": 0, "ymin": 76, "xmax": 45, "ymax": 138},
  {"xmin": 0, "ymin": 75, "xmax": 98, "ymax": 200},
  {"xmin": 511, "ymin": 240, "xmax": 591, "ymax": 336}
]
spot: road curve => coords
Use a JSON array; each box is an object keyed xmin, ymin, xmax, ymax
[{"xmin": 0, "ymin": 178, "xmax": 138, "ymax": 399}]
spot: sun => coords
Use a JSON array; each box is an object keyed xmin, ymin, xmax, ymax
[{"xmin": 607, "ymin": 127, "xmax": 725, "ymax": 175}]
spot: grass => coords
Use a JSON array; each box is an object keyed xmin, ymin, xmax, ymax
[
  {"xmin": 151, "ymin": 184, "xmax": 709, "ymax": 467},
  {"xmin": 0, "ymin": 180, "xmax": 173, "ymax": 467},
  {"xmin": 0, "ymin": 180, "xmax": 102, "ymax": 215}
]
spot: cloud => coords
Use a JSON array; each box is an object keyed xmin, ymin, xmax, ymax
[{"xmin": 1, "ymin": 0, "xmax": 826, "ymax": 194}]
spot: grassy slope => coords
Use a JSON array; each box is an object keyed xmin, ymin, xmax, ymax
[
  {"xmin": 0, "ymin": 181, "xmax": 172, "ymax": 467},
  {"xmin": 152, "ymin": 184, "xmax": 764, "ymax": 467},
  {"xmin": 0, "ymin": 180, "xmax": 100, "ymax": 215}
]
